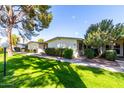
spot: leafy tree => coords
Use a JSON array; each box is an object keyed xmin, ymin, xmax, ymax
[
  {"xmin": 37, "ymin": 38, "xmax": 44, "ymax": 42},
  {"xmin": 0, "ymin": 5, "xmax": 52, "ymax": 56},
  {"xmin": 109, "ymin": 23, "xmax": 124, "ymax": 46},
  {"xmin": 84, "ymin": 19, "xmax": 114, "ymax": 55},
  {"xmin": 11, "ymin": 34, "xmax": 20, "ymax": 46}
]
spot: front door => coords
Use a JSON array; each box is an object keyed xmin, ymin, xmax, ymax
[{"xmin": 78, "ymin": 43, "xmax": 83, "ymax": 56}]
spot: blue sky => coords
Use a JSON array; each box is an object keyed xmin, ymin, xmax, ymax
[{"xmin": 30, "ymin": 6, "xmax": 124, "ymax": 41}]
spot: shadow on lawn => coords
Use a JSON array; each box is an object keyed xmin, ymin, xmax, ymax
[
  {"xmin": 0, "ymin": 55, "xmax": 87, "ymax": 88},
  {"xmin": 0, "ymin": 54, "xmax": 110, "ymax": 88}
]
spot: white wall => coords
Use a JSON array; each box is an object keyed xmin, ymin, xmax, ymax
[
  {"xmin": 116, "ymin": 40, "xmax": 123, "ymax": 56},
  {"xmin": 48, "ymin": 38, "xmax": 79, "ymax": 58},
  {"xmin": 17, "ymin": 44, "xmax": 25, "ymax": 48},
  {"xmin": 28, "ymin": 43, "xmax": 39, "ymax": 50}
]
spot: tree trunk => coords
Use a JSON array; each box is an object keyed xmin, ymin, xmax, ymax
[
  {"xmin": 111, "ymin": 44, "xmax": 114, "ymax": 50},
  {"xmin": 99, "ymin": 46, "xmax": 103, "ymax": 56},
  {"xmin": 7, "ymin": 27, "xmax": 13, "ymax": 56},
  {"xmin": 7, "ymin": 6, "xmax": 14, "ymax": 56}
]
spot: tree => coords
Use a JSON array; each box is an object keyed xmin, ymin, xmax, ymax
[
  {"xmin": 109, "ymin": 23, "xmax": 124, "ymax": 46},
  {"xmin": 37, "ymin": 38, "xmax": 44, "ymax": 42},
  {"xmin": 84, "ymin": 19, "xmax": 114, "ymax": 55},
  {"xmin": 0, "ymin": 5, "xmax": 52, "ymax": 56},
  {"xmin": 11, "ymin": 34, "xmax": 20, "ymax": 46}
]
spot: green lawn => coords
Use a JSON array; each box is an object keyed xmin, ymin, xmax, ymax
[{"xmin": 0, "ymin": 53, "xmax": 124, "ymax": 88}]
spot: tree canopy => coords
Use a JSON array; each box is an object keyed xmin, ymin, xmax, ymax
[
  {"xmin": 0, "ymin": 5, "xmax": 53, "ymax": 56},
  {"xmin": 84, "ymin": 19, "xmax": 124, "ymax": 54},
  {"xmin": 11, "ymin": 34, "xmax": 20, "ymax": 46},
  {"xmin": 37, "ymin": 38, "xmax": 44, "ymax": 42}
]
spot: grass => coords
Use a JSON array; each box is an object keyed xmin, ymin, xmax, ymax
[{"xmin": 0, "ymin": 53, "xmax": 124, "ymax": 88}]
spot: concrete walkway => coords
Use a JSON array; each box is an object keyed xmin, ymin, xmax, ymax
[{"xmin": 25, "ymin": 53, "xmax": 124, "ymax": 73}]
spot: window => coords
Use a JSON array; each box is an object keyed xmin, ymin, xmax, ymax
[
  {"xmin": 84, "ymin": 45, "xmax": 86, "ymax": 49},
  {"xmin": 106, "ymin": 45, "xmax": 110, "ymax": 50},
  {"xmin": 114, "ymin": 43, "xmax": 120, "ymax": 54},
  {"xmin": 79, "ymin": 43, "xmax": 83, "ymax": 50}
]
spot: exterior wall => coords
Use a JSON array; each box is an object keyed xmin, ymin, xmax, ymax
[
  {"xmin": 116, "ymin": 39, "xmax": 123, "ymax": 56},
  {"xmin": 48, "ymin": 38, "xmax": 79, "ymax": 58},
  {"xmin": 28, "ymin": 42, "xmax": 47, "ymax": 54},
  {"xmin": 28, "ymin": 43, "xmax": 39, "ymax": 50},
  {"xmin": 17, "ymin": 44, "xmax": 25, "ymax": 49},
  {"xmin": 38, "ymin": 43, "xmax": 47, "ymax": 54}
]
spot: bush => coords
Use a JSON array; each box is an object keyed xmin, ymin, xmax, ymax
[
  {"xmin": 14, "ymin": 47, "xmax": 20, "ymax": 52},
  {"xmin": 33, "ymin": 49, "xmax": 37, "ymax": 53},
  {"xmin": 105, "ymin": 50, "xmax": 117, "ymax": 61},
  {"xmin": 25, "ymin": 45, "xmax": 29, "ymax": 52},
  {"xmin": 84, "ymin": 48, "xmax": 95, "ymax": 59},
  {"xmin": 55, "ymin": 48, "xmax": 65, "ymax": 57},
  {"xmin": 45, "ymin": 48, "xmax": 56, "ymax": 56},
  {"xmin": 63, "ymin": 48, "xmax": 73, "ymax": 59},
  {"xmin": 45, "ymin": 48, "xmax": 73, "ymax": 59},
  {"xmin": 45, "ymin": 48, "xmax": 65, "ymax": 56}
]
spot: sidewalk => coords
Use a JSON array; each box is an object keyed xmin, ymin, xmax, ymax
[{"xmin": 26, "ymin": 53, "xmax": 124, "ymax": 73}]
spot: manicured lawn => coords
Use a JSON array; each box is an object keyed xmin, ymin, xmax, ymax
[{"xmin": 0, "ymin": 53, "xmax": 124, "ymax": 88}]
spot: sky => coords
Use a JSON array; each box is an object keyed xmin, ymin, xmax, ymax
[{"xmin": 19, "ymin": 6, "xmax": 124, "ymax": 41}]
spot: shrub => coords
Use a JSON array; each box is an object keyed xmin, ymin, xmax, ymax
[
  {"xmin": 84, "ymin": 48, "xmax": 95, "ymax": 59},
  {"xmin": 105, "ymin": 50, "xmax": 117, "ymax": 61},
  {"xmin": 45, "ymin": 48, "xmax": 73, "ymax": 58},
  {"xmin": 45, "ymin": 48, "xmax": 65, "ymax": 57},
  {"xmin": 55, "ymin": 48, "xmax": 65, "ymax": 57},
  {"xmin": 25, "ymin": 49, "xmax": 30, "ymax": 53},
  {"xmin": 45, "ymin": 48, "xmax": 56, "ymax": 56},
  {"xmin": 14, "ymin": 47, "xmax": 20, "ymax": 52},
  {"xmin": 93, "ymin": 49, "xmax": 99, "ymax": 57},
  {"xmin": 63, "ymin": 48, "xmax": 73, "ymax": 59}
]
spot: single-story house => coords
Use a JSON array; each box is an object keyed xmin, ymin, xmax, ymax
[
  {"xmin": 15, "ymin": 43, "xmax": 26, "ymax": 52},
  {"xmin": 16, "ymin": 43, "xmax": 26, "ymax": 49},
  {"xmin": 20, "ymin": 35, "xmax": 124, "ymax": 58},
  {"xmin": 113, "ymin": 36, "xmax": 124, "ymax": 57},
  {"xmin": 27, "ymin": 41, "xmax": 47, "ymax": 53},
  {"xmin": 46, "ymin": 37, "xmax": 84, "ymax": 58}
]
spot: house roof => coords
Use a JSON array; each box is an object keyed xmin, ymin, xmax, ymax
[
  {"xmin": 17, "ymin": 43, "xmax": 26, "ymax": 46},
  {"xmin": 27, "ymin": 41, "xmax": 47, "ymax": 44},
  {"xmin": 46, "ymin": 37, "xmax": 83, "ymax": 42}
]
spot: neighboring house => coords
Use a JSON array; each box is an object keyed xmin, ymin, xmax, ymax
[
  {"xmin": 13, "ymin": 43, "xmax": 26, "ymax": 52},
  {"xmin": 86, "ymin": 36, "xmax": 124, "ymax": 57},
  {"xmin": 112, "ymin": 36, "xmax": 124, "ymax": 57},
  {"xmin": 16, "ymin": 43, "xmax": 26, "ymax": 49},
  {"xmin": 46, "ymin": 37, "xmax": 84, "ymax": 58},
  {"xmin": 27, "ymin": 41, "xmax": 47, "ymax": 53}
]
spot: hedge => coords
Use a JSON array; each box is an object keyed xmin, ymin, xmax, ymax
[
  {"xmin": 84, "ymin": 48, "xmax": 95, "ymax": 59},
  {"xmin": 104, "ymin": 50, "xmax": 117, "ymax": 61},
  {"xmin": 14, "ymin": 47, "xmax": 20, "ymax": 52},
  {"xmin": 45, "ymin": 48, "xmax": 73, "ymax": 59},
  {"xmin": 63, "ymin": 48, "xmax": 73, "ymax": 59},
  {"xmin": 45, "ymin": 48, "xmax": 56, "ymax": 56}
]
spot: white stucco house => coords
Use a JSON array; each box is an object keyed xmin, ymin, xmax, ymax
[
  {"xmin": 112, "ymin": 36, "xmax": 124, "ymax": 57},
  {"xmin": 46, "ymin": 37, "xmax": 84, "ymax": 58},
  {"xmin": 27, "ymin": 41, "xmax": 47, "ymax": 53}
]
